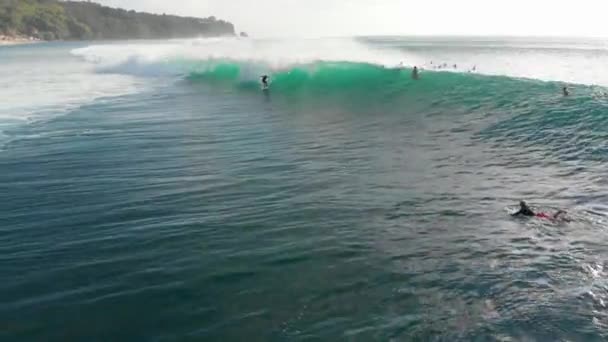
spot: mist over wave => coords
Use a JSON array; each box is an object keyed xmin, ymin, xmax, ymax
[{"xmin": 71, "ymin": 37, "xmax": 402, "ymax": 77}]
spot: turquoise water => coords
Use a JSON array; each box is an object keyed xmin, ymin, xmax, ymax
[{"xmin": 3, "ymin": 38, "xmax": 608, "ymax": 341}]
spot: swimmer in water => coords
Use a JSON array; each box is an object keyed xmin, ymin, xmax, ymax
[
  {"xmin": 261, "ymin": 75, "xmax": 269, "ymax": 88},
  {"xmin": 511, "ymin": 201, "xmax": 568, "ymax": 221},
  {"xmin": 563, "ymin": 86, "xmax": 569, "ymax": 96},
  {"xmin": 412, "ymin": 66, "xmax": 419, "ymax": 80}
]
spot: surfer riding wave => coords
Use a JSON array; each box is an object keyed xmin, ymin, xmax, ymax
[{"xmin": 260, "ymin": 75, "xmax": 269, "ymax": 89}]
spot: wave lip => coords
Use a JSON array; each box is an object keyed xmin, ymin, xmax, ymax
[{"xmin": 70, "ymin": 37, "xmax": 404, "ymax": 78}]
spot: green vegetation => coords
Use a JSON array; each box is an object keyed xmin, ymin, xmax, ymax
[{"xmin": 0, "ymin": 0, "xmax": 235, "ymax": 41}]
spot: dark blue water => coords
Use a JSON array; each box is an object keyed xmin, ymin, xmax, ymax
[{"xmin": 3, "ymin": 44, "xmax": 608, "ymax": 341}]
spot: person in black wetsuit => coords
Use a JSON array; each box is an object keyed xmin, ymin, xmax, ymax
[
  {"xmin": 412, "ymin": 66, "xmax": 419, "ymax": 80},
  {"xmin": 261, "ymin": 75, "xmax": 269, "ymax": 88},
  {"xmin": 512, "ymin": 201, "xmax": 568, "ymax": 220},
  {"xmin": 512, "ymin": 201, "xmax": 536, "ymax": 217}
]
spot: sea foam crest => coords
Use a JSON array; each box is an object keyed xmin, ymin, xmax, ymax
[{"xmin": 70, "ymin": 37, "xmax": 405, "ymax": 77}]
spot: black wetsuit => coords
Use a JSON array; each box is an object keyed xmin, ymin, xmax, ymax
[
  {"xmin": 512, "ymin": 204, "xmax": 535, "ymax": 217},
  {"xmin": 512, "ymin": 204, "xmax": 568, "ymax": 221},
  {"xmin": 261, "ymin": 76, "xmax": 269, "ymax": 87}
]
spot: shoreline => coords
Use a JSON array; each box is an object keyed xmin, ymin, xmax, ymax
[
  {"xmin": 0, "ymin": 35, "xmax": 42, "ymax": 46},
  {"xmin": 0, "ymin": 35, "xmax": 236, "ymax": 46}
]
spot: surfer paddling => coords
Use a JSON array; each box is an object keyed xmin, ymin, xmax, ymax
[{"xmin": 511, "ymin": 201, "xmax": 568, "ymax": 221}]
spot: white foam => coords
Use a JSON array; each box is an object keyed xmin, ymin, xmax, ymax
[
  {"xmin": 70, "ymin": 37, "xmax": 405, "ymax": 76},
  {"xmin": 0, "ymin": 44, "xmax": 145, "ymax": 144}
]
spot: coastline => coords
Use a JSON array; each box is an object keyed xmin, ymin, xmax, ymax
[{"xmin": 0, "ymin": 35, "xmax": 42, "ymax": 46}]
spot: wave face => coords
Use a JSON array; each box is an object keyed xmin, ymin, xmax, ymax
[
  {"xmin": 188, "ymin": 60, "xmax": 608, "ymax": 163},
  {"xmin": 70, "ymin": 37, "xmax": 608, "ymax": 163}
]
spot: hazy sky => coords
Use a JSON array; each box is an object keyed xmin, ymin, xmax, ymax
[{"xmin": 91, "ymin": 0, "xmax": 608, "ymax": 38}]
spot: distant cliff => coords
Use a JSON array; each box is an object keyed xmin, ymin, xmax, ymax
[{"xmin": 0, "ymin": 0, "xmax": 235, "ymax": 41}]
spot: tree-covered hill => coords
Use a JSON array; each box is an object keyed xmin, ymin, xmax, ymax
[{"xmin": 0, "ymin": 0, "xmax": 235, "ymax": 41}]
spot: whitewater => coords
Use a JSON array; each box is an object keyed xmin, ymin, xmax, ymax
[{"xmin": 3, "ymin": 37, "xmax": 608, "ymax": 341}]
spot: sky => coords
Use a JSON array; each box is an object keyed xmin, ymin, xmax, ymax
[{"xmin": 90, "ymin": 0, "xmax": 608, "ymax": 38}]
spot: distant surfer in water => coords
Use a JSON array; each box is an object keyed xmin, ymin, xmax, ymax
[
  {"xmin": 261, "ymin": 75, "xmax": 269, "ymax": 89},
  {"xmin": 511, "ymin": 201, "xmax": 568, "ymax": 221},
  {"xmin": 412, "ymin": 66, "xmax": 419, "ymax": 80},
  {"xmin": 562, "ymin": 86, "xmax": 569, "ymax": 96}
]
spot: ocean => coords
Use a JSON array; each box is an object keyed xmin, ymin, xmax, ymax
[{"xmin": 2, "ymin": 36, "xmax": 608, "ymax": 341}]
